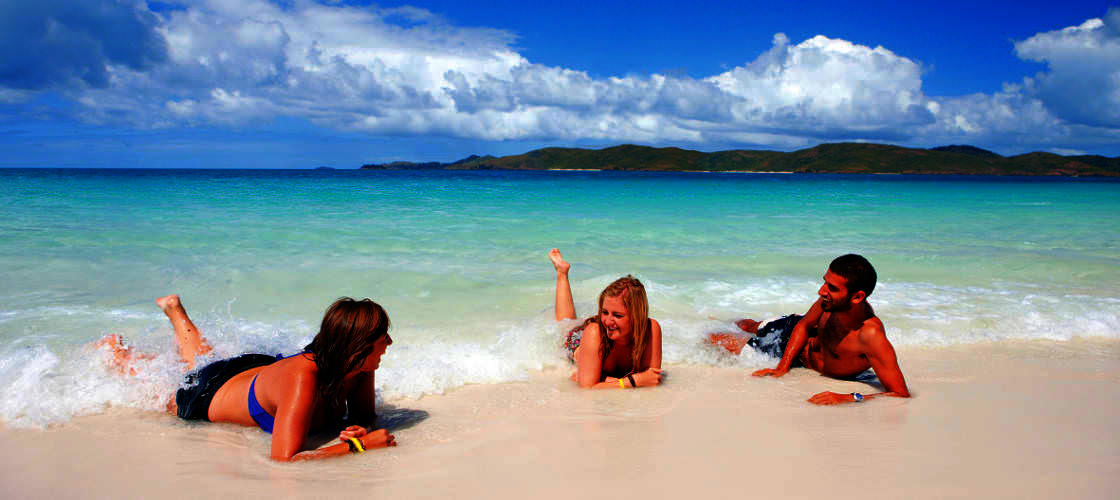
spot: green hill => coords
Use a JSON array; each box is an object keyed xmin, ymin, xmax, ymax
[{"xmin": 360, "ymin": 143, "xmax": 1120, "ymax": 177}]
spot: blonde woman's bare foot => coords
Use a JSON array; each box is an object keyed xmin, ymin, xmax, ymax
[
  {"xmin": 155, "ymin": 294, "xmax": 180, "ymax": 312},
  {"xmin": 548, "ymin": 248, "xmax": 571, "ymax": 275}
]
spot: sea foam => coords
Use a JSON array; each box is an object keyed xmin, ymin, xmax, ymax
[{"xmin": 1, "ymin": 275, "xmax": 1115, "ymax": 428}]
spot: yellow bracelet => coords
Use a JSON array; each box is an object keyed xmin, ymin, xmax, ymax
[
  {"xmin": 347, "ymin": 437, "xmax": 366, "ymax": 454},
  {"xmin": 619, "ymin": 378, "xmax": 626, "ymax": 389}
]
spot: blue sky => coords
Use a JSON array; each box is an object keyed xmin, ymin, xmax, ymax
[{"xmin": 1, "ymin": 0, "xmax": 1118, "ymax": 168}]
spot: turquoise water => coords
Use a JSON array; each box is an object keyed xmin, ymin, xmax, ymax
[{"xmin": 1, "ymin": 168, "xmax": 1118, "ymax": 426}]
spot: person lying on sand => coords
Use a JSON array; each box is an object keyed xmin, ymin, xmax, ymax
[
  {"xmin": 550, "ymin": 248, "xmax": 663, "ymax": 389},
  {"xmin": 708, "ymin": 254, "xmax": 910, "ymax": 404},
  {"xmin": 98, "ymin": 295, "xmax": 396, "ymax": 461}
]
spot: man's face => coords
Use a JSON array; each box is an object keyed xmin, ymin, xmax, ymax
[{"xmin": 818, "ymin": 270, "xmax": 851, "ymax": 312}]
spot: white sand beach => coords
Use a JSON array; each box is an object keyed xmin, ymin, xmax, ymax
[{"xmin": 2, "ymin": 339, "xmax": 1117, "ymax": 499}]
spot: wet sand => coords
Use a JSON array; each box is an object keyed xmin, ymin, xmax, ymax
[{"xmin": 2, "ymin": 339, "xmax": 1118, "ymax": 499}]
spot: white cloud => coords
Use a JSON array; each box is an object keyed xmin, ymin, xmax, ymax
[
  {"xmin": 707, "ymin": 33, "xmax": 934, "ymax": 137},
  {"xmin": 3, "ymin": 0, "xmax": 1118, "ymax": 153},
  {"xmin": 1014, "ymin": 7, "xmax": 1120, "ymax": 128}
]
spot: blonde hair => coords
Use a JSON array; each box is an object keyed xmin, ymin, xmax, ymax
[{"xmin": 593, "ymin": 275, "xmax": 650, "ymax": 375}]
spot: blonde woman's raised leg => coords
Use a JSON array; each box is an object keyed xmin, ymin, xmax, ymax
[
  {"xmin": 156, "ymin": 294, "xmax": 212, "ymax": 369},
  {"xmin": 549, "ymin": 248, "xmax": 577, "ymax": 321}
]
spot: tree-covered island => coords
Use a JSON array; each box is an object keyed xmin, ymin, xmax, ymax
[{"xmin": 359, "ymin": 143, "xmax": 1120, "ymax": 177}]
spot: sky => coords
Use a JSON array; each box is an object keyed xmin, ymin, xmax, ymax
[{"xmin": 1, "ymin": 0, "xmax": 1118, "ymax": 168}]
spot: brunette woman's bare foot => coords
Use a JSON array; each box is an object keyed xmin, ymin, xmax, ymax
[
  {"xmin": 95, "ymin": 334, "xmax": 150, "ymax": 375},
  {"xmin": 155, "ymin": 294, "xmax": 180, "ymax": 312},
  {"xmin": 155, "ymin": 294, "xmax": 212, "ymax": 368}
]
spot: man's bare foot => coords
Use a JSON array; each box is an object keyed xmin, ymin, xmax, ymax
[
  {"xmin": 735, "ymin": 318, "xmax": 761, "ymax": 334},
  {"xmin": 156, "ymin": 294, "xmax": 180, "ymax": 312},
  {"xmin": 707, "ymin": 332, "xmax": 750, "ymax": 355},
  {"xmin": 549, "ymin": 248, "xmax": 571, "ymax": 275}
]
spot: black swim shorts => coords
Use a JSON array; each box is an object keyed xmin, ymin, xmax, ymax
[
  {"xmin": 746, "ymin": 314, "xmax": 805, "ymax": 367},
  {"xmin": 175, "ymin": 353, "xmax": 279, "ymax": 421}
]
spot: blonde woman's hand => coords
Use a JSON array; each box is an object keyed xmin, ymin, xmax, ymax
[{"xmin": 633, "ymin": 368, "xmax": 662, "ymax": 387}]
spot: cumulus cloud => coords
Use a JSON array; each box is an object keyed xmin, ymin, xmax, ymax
[
  {"xmin": 1014, "ymin": 7, "xmax": 1120, "ymax": 128},
  {"xmin": 709, "ymin": 33, "xmax": 934, "ymax": 136},
  {"xmin": 1, "ymin": 0, "xmax": 1117, "ymax": 153}
]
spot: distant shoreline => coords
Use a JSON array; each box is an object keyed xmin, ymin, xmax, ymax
[
  {"xmin": 705, "ymin": 170, "xmax": 794, "ymax": 174},
  {"xmin": 359, "ymin": 142, "xmax": 1120, "ymax": 177}
]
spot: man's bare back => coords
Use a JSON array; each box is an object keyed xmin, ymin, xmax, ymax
[{"xmin": 713, "ymin": 255, "xmax": 910, "ymax": 405}]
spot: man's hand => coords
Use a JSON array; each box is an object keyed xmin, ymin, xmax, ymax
[
  {"xmin": 752, "ymin": 368, "xmax": 788, "ymax": 377},
  {"xmin": 807, "ymin": 391, "xmax": 856, "ymax": 405}
]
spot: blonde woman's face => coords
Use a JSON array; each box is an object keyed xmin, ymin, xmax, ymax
[{"xmin": 599, "ymin": 295, "xmax": 632, "ymax": 341}]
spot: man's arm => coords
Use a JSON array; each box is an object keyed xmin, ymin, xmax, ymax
[
  {"xmin": 807, "ymin": 322, "xmax": 911, "ymax": 405},
  {"xmin": 752, "ymin": 299, "xmax": 822, "ymax": 377}
]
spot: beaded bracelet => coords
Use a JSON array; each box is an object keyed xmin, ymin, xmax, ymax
[{"xmin": 347, "ymin": 437, "xmax": 366, "ymax": 454}]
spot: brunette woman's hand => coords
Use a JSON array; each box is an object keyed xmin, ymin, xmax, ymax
[
  {"xmin": 338, "ymin": 425, "xmax": 367, "ymax": 442},
  {"xmin": 361, "ymin": 428, "xmax": 397, "ymax": 449},
  {"xmin": 633, "ymin": 368, "xmax": 662, "ymax": 387}
]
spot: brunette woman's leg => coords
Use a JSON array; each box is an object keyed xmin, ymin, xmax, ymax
[{"xmin": 156, "ymin": 294, "xmax": 213, "ymax": 369}]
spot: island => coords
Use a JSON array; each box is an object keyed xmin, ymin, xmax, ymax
[{"xmin": 360, "ymin": 143, "xmax": 1120, "ymax": 177}]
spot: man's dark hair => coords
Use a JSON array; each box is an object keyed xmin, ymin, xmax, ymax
[{"xmin": 829, "ymin": 254, "xmax": 877, "ymax": 298}]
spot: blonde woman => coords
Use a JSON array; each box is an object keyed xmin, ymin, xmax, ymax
[{"xmin": 550, "ymin": 249, "xmax": 662, "ymax": 389}]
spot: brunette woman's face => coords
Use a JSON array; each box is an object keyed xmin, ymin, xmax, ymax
[
  {"xmin": 358, "ymin": 334, "xmax": 393, "ymax": 372},
  {"xmin": 599, "ymin": 295, "xmax": 632, "ymax": 341}
]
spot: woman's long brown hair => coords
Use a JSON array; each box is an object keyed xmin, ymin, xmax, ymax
[
  {"xmin": 303, "ymin": 297, "xmax": 390, "ymax": 410},
  {"xmin": 580, "ymin": 275, "xmax": 650, "ymax": 375}
]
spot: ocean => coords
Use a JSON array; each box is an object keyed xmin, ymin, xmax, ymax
[{"xmin": 1, "ymin": 168, "xmax": 1117, "ymax": 427}]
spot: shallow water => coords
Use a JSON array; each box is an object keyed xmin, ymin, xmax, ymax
[{"xmin": 0, "ymin": 168, "xmax": 1117, "ymax": 426}]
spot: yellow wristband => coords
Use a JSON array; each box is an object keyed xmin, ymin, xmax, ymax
[
  {"xmin": 347, "ymin": 437, "xmax": 366, "ymax": 454},
  {"xmin": 619, "ymin": 378, "xmax": 626, "ymax": 389}
]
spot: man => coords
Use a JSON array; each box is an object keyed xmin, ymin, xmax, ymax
[{"xmin": 709, "ymin": 254, "xmax": 910, "ymax": 404}]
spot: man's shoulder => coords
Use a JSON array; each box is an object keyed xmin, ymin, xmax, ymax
[{"xmin": 856, "ymin": 315, "xmax": 889, "ymax": 346}]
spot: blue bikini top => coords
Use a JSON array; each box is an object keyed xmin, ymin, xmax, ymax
[{"xmin": 247, "ymin": 352, "xmax": 309, "ymax": 434}]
